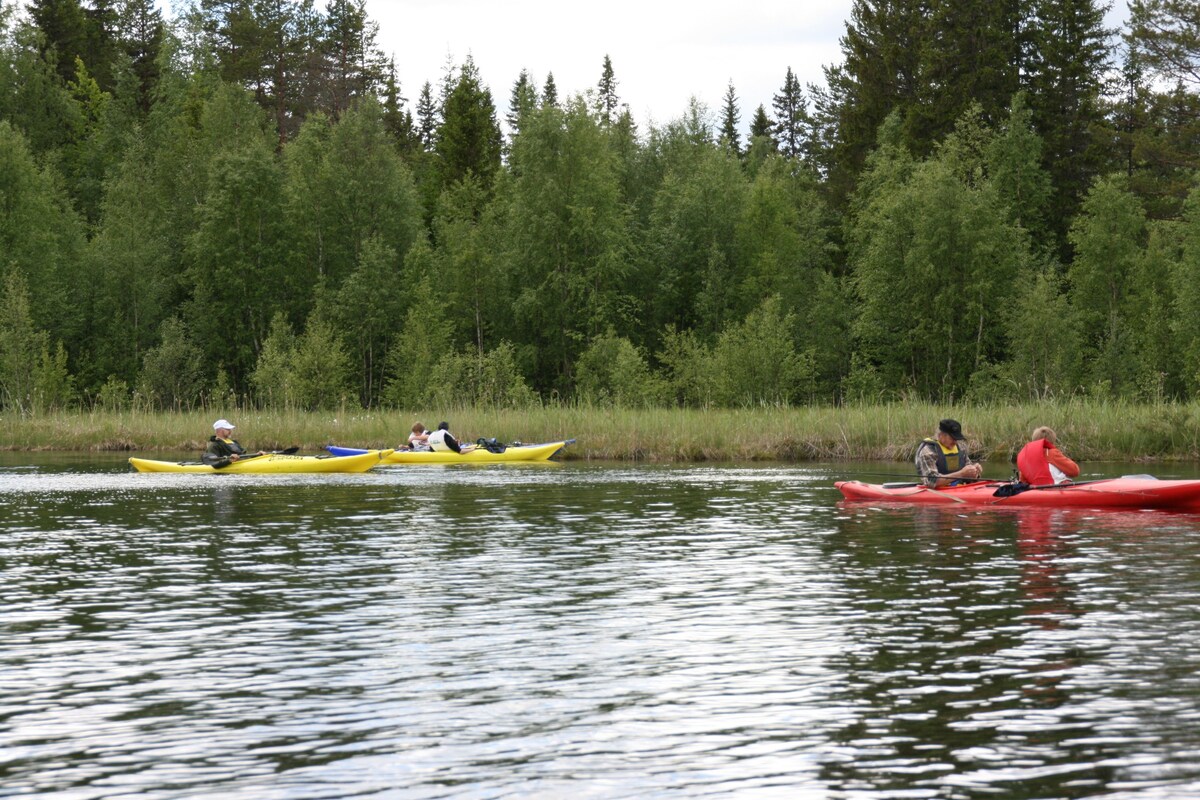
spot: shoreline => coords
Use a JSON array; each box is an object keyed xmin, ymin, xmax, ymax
[{"xmin": 3, "ymin": 401, "xmax": 1199, "ymax": 463}]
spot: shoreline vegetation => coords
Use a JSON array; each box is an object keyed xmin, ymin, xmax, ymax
[{"xmin": 4, "ymin": 401, "xmax": 1200, "ymax": 464}]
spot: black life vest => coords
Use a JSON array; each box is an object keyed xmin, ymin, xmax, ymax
[{"xmin": 920, "ymin": 437, "xmax": 965, "ymax": 474}]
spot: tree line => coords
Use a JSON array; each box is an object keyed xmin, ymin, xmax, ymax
[{"xmin": 3, "ymin": 0, "xmax": 1200, "ymax": 413}]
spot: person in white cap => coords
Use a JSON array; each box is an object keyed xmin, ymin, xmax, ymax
[{"xmin": 203, "ymin": 419, "xmax": 262, "ymax": 468}]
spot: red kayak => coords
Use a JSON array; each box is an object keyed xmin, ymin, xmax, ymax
[{"xmin": 835, "ymin": 477, "xmax": 1200, "ymax": 511}]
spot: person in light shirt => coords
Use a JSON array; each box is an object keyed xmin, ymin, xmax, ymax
[{"xmin": 1016, "ymin": 426, "xmax": 1080, "ymax": 485}]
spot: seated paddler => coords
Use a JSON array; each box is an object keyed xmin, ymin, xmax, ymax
[
  {"xmin": 915, "ymin": 418, "xmax": 983, "ymax": 488},
  {"xmin": 203, "ymin": 419, "xmax": 263, "ymax": 468}
]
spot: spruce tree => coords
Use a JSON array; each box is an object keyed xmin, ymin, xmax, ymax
[
  {"xmin": 323, "ymin": 0, "xmax": 385, "ymax": 118},
  {"xmin": 415, "ymin": 80, "xmax": 438, "ymax": 150},
  {"xmin": 596, "ymin": 53, "xmax": 618, "ymax": 124},
  {"xmin": 1024, "ymin": 0, "xmax": 1111, "ymax": 247},
  {"xmin": 824, "ymin": 0, "xmax": 927, "ymax": 179},
  {"xmin": 772, "ymin": 66, "xmax": 809, "ymax": 159},
  {"xmin": 436, "ymin": 56, "xmax": 502, "ymax": 190},
  {"xmin": 719, "ymin": 80, "xmax": 741, "ymax": 156},
  {"xmin": 115, "ymin": 0, "xmax": 164, "ymax": 114},
  {"xmin": 507, "ymin": 68, "xmax": 537, "ymax": 140},
  {"xmin": 381, "ymin": 57, "xmax": 416, "ymax": 149},
  {"xmin": 542, "ymin": 71, "xmax": 558, "ymax": 107},
  {"xmin": 28, "ymin": 0, "xmax": 90, "ymax": 85}
]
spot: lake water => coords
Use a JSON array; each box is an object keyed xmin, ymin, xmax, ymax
[{"xmin": 3, "ymin": 455, "xmax": 1200, "ymax": 799}]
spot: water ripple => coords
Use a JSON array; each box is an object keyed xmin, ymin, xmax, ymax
[{"xmin": 2, "ymin": 461, "xmax": 1200, "ymax": 797}]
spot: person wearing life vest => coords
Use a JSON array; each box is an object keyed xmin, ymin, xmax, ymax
[
  {"xmin": 426, "ymin": 421, "xmax": 463, "ymax": 454},
  {"xmin": 915, "ymin": 418, "xmax": 983, "ymax": 488},
  {"xmin": 1016, "ymin": 426, "xmax": 1080, "ymax": 485},
  {"xmin": 203, "ymin": 419, "xmax": 264, "ymax": 468}
]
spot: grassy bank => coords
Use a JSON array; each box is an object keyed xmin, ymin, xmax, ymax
[{"xmin": 4, "ymin": 400, "xmax": 1200, "ymax": 463}]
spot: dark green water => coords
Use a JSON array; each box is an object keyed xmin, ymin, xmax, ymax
[{"xmin": 3, "ymin": 456, "xmax": 1200, "ymax": 798}]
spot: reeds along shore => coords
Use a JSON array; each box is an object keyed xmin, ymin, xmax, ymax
[{"xmin": 5, "ymin": 400, "xmax": 1200, "ymax": 463}]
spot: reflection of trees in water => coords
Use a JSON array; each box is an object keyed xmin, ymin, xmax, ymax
[{"xmin": 819, "ymin": 505, "xmax": 1117, "ymax": 797}]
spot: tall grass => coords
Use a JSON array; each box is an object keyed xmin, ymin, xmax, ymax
[{"xmin": 4, "ymin": 399, "xmax": 1200, "ymax": 462}]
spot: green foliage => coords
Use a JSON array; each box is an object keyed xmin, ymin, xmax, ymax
[
  {"xmin": 849, "ymin": 111, "xmax": 1028, "ymax": 401},
  {"xmin": 436, "ymin": 56, "xmax": 502, "ymax": 191},
  {"xmin": 575, "ymin": 332, "xmax": 668, "ymax": 407},
  {"xmin": 0, "ymin": 122, "xmax": 86, "ymax": 339},
  {"xmin": 185, "ymin": 138, "xmax": 288, "ymax": 382},
  {"xmin": 1068, "ymin": 174, "xmax": 1148, "ymax": 393},
  {"xmin": 5, "ymin": 0, "xmax": 1200, "ymax": 412},
  {"xmin": 1172, "ymin": 184, "xmax": 1200, "ymax": 392},
  {"xmin": 138, "ymin": 317, "xmax": 204, "ymax": 410},
  {"xmin": 505, "ymin": 95, "xmax": 634, "ymax": 393},
  {"xmin": 382, "ymin": 279, "xmax": 457, "ymax": 408},
  {"xmin": 657, "ymin": 326, "xmax": 711, "ymax": 407},
  {"xmin": 1002, "ymin": 264, "xmax": 1082, "ymax": 399},
  {"xmin": 330, "ymin": 235, "xmax": 405, "ymax": 406},
  {"xmin": 251, "ymin": 312, "xmax": 297, "ymax": 409},
  {"xmin": 33, "ymin": 339, "xmax": 75, "ymax": 412},
  {"xmin": 285, "ymin": 101, "xmax": 423, "ymax": 294},
  {"xmin": 291, "ymin": 316, "xmax": 353, "ymax": 411},
  {"xmin": 432, "ymin": 173, "xmax": 505, "ymax": 352},
  {"xmin": 451, "ymin": 341, "xmax": 537, "ymax": 408},
  {"xmin": 709, "ymin": 297, "xmax": 815, "ymax": 407},
  {"xmin": 95, "ymin": 375, "xmax": 131, "ymax": 411},
  {"xmin": 0, "ymin": 269, "xmax": 49, "ymax": 413}
]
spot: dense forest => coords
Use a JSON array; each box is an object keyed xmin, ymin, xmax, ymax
[{"xmin": 3, "ymin": 0, "xmax": 1200, "ymax": 413}]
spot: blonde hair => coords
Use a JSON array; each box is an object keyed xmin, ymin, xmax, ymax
[{"xmin": 1031, "ymin": 426, "xmax": 1057, "ymax": 444}]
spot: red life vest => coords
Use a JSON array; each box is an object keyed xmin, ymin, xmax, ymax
[{"xmin": 1016, "ymin": 439, "xmax": 1055, "ymax": 485}]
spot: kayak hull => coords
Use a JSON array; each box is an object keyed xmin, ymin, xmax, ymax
[
  {"xmin": 129, "ymin": 449, "xmax": 393, "ymax": 474},
  {"xmin": 835, "ymin": 478, "xmax": 1200, "ymax": 511},
  {"xmin": 326, "ymin": 440, "xmax": 573, "ymax": 464}
]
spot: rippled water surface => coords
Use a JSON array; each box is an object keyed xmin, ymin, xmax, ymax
[{"xmin": 4, "ymin": 456, "xmax": 1200, "ymax": 799}]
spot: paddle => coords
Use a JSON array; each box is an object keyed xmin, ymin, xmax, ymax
[{"xmin": 210, "ymin": 446, "xmax": 299, "ymax": 468}]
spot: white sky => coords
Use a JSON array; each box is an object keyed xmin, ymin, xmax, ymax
[
  {"xmin": 367, "ymin": 0, "xmax": 1134, "ymax": 135},
  {"xmin": 367, "ymin": 0, "xmax": 853, "ymax": 133}
]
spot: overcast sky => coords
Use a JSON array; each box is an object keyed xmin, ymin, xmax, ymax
[
  {"xmin": 366, "ymin": 0, "xmax": 854, "ymax": 133},
  {"xmin": 367, "ymin": 0, "xmax": 1134, "ymax": 135}
]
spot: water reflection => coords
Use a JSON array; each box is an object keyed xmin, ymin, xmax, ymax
[{"xmin": 3, "ymin": 461, "xmax": 1200, "ymax": 798}]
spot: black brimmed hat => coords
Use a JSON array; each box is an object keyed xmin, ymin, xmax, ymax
[{"xmin": 938, "ymin": 419, "xmax": 965, "ymax": 440}]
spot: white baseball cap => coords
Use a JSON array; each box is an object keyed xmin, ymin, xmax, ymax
[{"xmin": 213, "ymin": 419, "xmax": 235, "ymax": 431}]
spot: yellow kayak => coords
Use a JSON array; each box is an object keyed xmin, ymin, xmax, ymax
[
  {"xmin": 325, "ymin": 440, "xmax": 573, "ymax": 464},
  {"xmin": 129, "ymin": 449, "xmax": 394, "ymax": 474}
]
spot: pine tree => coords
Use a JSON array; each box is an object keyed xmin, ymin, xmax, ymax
[
  {"xmin": 1129, "ymin": 0, "xmax": 1200, "ymax": 89},
  {"xmin": 596, "ymin": 54, "xmax": 618, "ymax": 124},
  {"xmin": 542, "ymin": 70, "xmax": 558, "ymax": 107},
  {"xmin": 323, "ymin": 0, "xmax": 385, "ymax": 118},
  {"xmin": 772, "ymin": 66, "xmax": 809, "ymax": 159},
  {"xmin": 749, "ymin": 104, "xmax": 773, "ymax": 142},
  {"xmin": 719, "ymin": 80, "xmax": 741, "ymax": 156},
  {"xmin": 27, "ymin": 0, "xmax": 90, "ymax": 85},
  {"xmin": 824, "ymin": 0, "xmax": 927, "ymax": 180},
  {"xmin": 436, "ymin": 56, "xmax": 502, "ymax": 190},
  {"xmin": 507, "ymin": 68, "xmax": 537, "ymax": 140},
  {"xmin": 912, "ymin": 0, "xmax": 1023, "ymax": 146},
  {"xmin": 115, "ymin": 0, "xmax": 164, "ymax": 114},
  {"xmin": 415, "ymin": 80, "xmax": 437, "ymax": 150},
  {"xmin": 1024, "ymin": 0, "xmax": 1111, "ymax": 247},
  {"xmin": 381, "ymin": 57, "xmax": 416, "ymax": 149}
]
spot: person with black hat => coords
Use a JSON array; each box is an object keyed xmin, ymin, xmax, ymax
[
  {"xmin": 915, "ymin": 418, "xmax": 983, "ymax": 487},
  {"xmin": 426, "ymin": 421, "xmax": 464, "ymax": 454}
]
